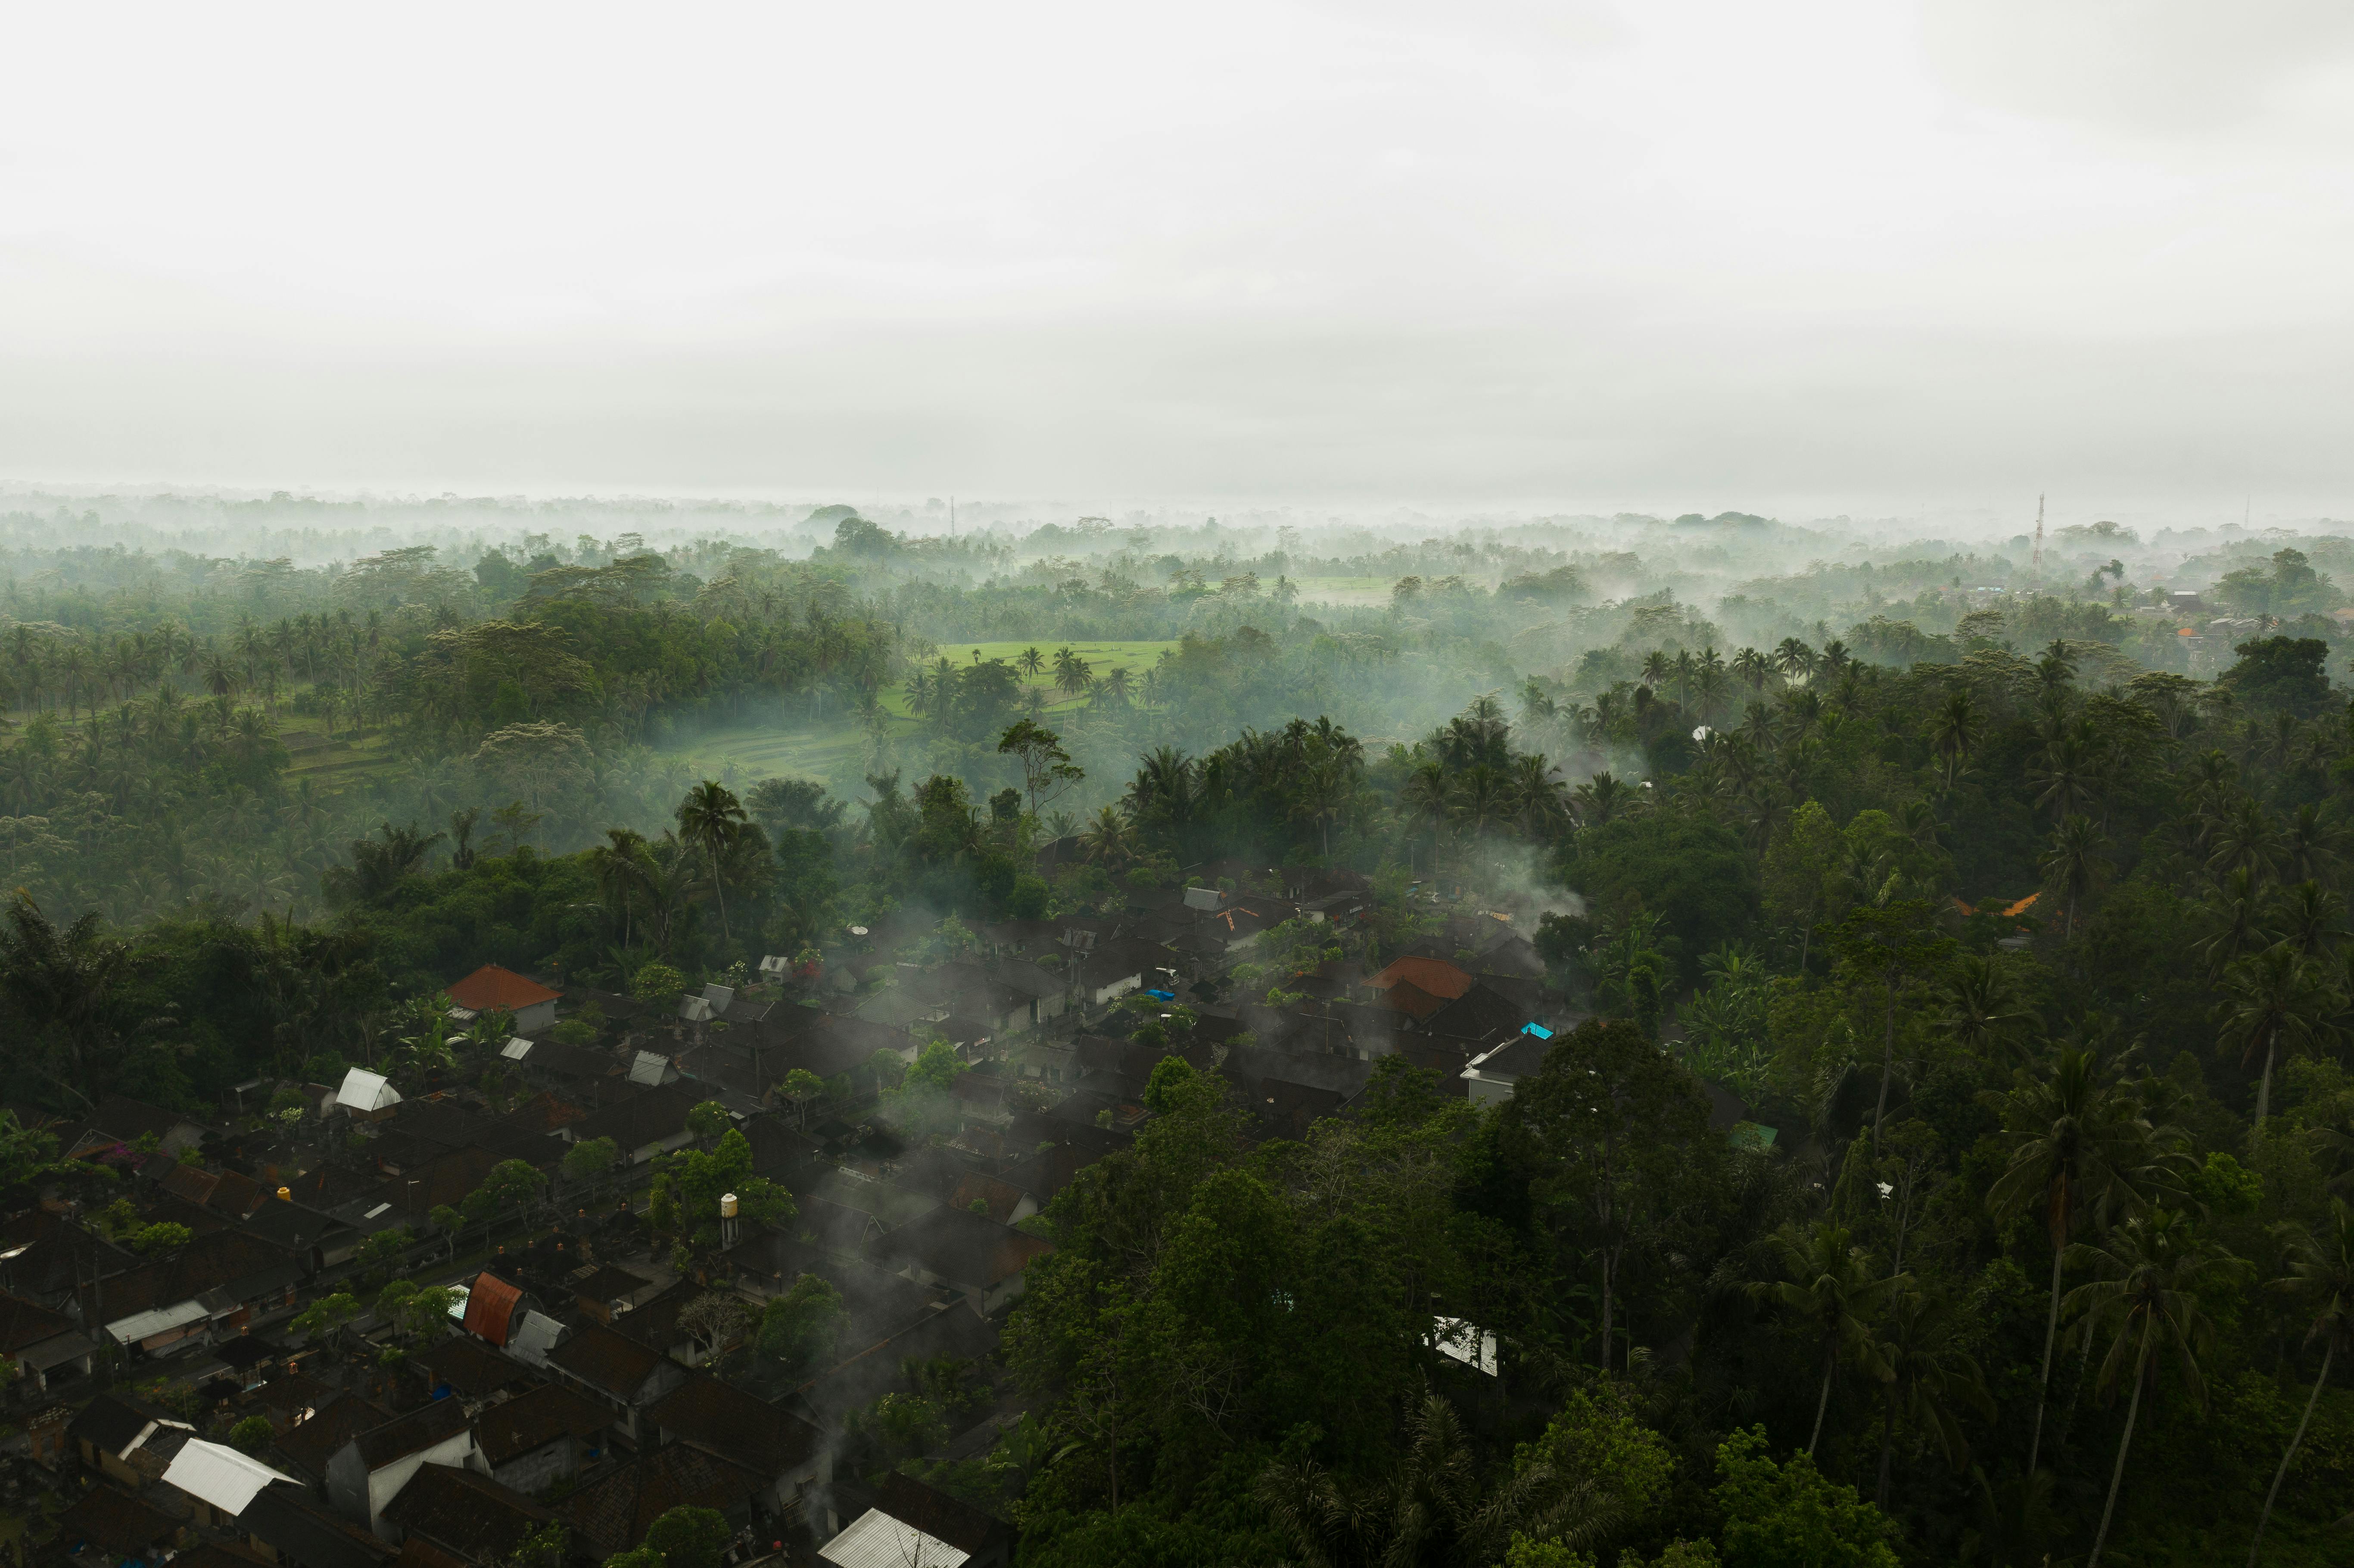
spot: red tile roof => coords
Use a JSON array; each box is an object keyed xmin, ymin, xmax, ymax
[
  {"xmin": 462, "ymin": 1272, "xmax": 523, "ymax": 1347},
  {"xmin": 445, "ymin": 965, "xmax": 561, "ymax": 1012},
  {"xmin": 1367, "ymin": 956, "xmax": 1474, "ymax": 1002}
]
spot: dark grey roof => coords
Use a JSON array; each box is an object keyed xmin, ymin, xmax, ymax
[
  {"xmin": 872, "ymin": 1472, "xmax": 1012, "ymax": 1556},
  {"xmin": 474, "ymin": 1382, "xmax": 611, "ymax": 1467},
  {"xmin": 349, "ymin": 1398, "xmax": 470, "ymax": 1468},
  {"xmin": 240, "ymin": 1483, "xmax": 397, "ymax": 1568},
  {"xmin": 867, "ymin": 1205, "xmax": 1052, "ymax": 1292},
  {"xmin": 380, "ymin": 1463, "xmax": 554, "ymax": 1560},
  {"xmin": 647, "ymin": 1375, "xmax": 822, "ymax": 1478},
  {"xmin": 67, "ymin": 1391, "xmax": 174, "ymax": 1453}
]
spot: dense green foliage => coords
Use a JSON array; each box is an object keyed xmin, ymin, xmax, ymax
[{"xmin": 9, "ymin": 499, "xmax": 2354, "ymax": 1563}]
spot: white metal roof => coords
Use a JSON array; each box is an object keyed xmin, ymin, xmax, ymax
[
  {"xmin": 163, "ymin": 1438, "xmax": 294, "ymax": 1516},
  {"xmin": 818, "ymin": 1508, "xmax": 970, "ymax": 1568},
  {"xmin": 1430, "ymin": 1316, "xmax": 1498, "ymax": 1377},
  {"xmin": 628, "ymin": 1050, "xmax": 672, "ymax": 1085},
  {"xmin": 501, "ymin": 1036, "xmax": 535, "ymax": 1061},
  {"xmin": 106, "ymin": 1298, "xmax": 211, "ymax": 1344},
  {"xmin": 507, "ymin": 1309, "xmax": 567, "ymax": 1368},
  {"xmin": 336, "ymin": 1067, "xmax": 402, "ymax": 1112}
]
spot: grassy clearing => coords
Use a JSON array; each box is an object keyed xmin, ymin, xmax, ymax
[
  {"xmin": 281, "ymin": 719, "xmax": 403, "ymax": 786},
  {"xmin": 657, "ymin": 716, "xmax": 891, "ymax": 783},
  {"xmin": 918, "ymin": 639, "xmax": 1180, "ymax": 677}
]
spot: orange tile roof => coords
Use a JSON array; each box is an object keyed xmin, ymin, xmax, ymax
[
  {"xmin": 446, "ymin": 965, "xmax": 561, "ymax": 1012},
  {"xmin": 463, "ymin": 1271, "xmax": 523, "ymax": 1346},
  {"xmin": 1367, "ymin": 956, "xmax": 1474, "ymax": 1002}
]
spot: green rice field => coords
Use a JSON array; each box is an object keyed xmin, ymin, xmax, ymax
[
  {"xmin": 1288, "ymin": 576, "xmax": 1395, "ymax": 606},
  {"xmin": 879, "ymin": 639, "xmax": 1179, "ymax": 716}
]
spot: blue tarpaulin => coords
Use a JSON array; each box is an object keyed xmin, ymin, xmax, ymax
[
  {"xmin": 1144, "ymin": 989, "xmax": 1177, "ymax": 1001},
  {"xmin": 1521, "ymin": 1022, "xmax": 1553, "ymax": 1039}
]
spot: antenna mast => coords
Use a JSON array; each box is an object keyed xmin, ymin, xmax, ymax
[{"xmin": 2031, "ymin": 494, "xmax": 2044, "ymax": 582}]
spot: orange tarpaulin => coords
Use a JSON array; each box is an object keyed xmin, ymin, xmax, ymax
[{"xmin": 1953, "ymin": 892, "xmax": 2040, "ymax": 919}]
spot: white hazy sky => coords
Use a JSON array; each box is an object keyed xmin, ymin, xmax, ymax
[{"xmin": 4, "ymin": 0, "xmax": 2353, "ymax": 518}]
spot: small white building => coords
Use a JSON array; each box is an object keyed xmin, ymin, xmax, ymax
[{"xmin": 1459, "ymin": 1029, "xmax": 1555, "ymax": 1106}]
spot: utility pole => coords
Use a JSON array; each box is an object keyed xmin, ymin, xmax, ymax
[{"xmin": 2030, "ymin": 494, "xmax": 2044, "ymax": 584}]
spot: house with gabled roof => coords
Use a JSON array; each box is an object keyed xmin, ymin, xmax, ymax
[
  {"xmin": 0, "ymin": 1287, "xmax": 93, "ymax": 1394},
  {"xmin": 68, "ymin": 1391, "xmax": 193, "ymax": 1486},
  {"xmin": 56, "ymin": 1482, "xmax": 186, "ymax": 1563},
  {"xmin": 445, "ymin": 966, "xmax": 563, "ymax": 1034},
  {"xmin": 379, "ymin": 1462, "xmax": 555, "ymax": 1560},
  {"xmin": 270, "ymin": 1391, "xmax": 393, "ymax": 1490},
  {"xmin": 818, "ymin": 1472, "xmax": 1014, "ymax": 1568},
  {"xmin": 868, "ymin": 1205, "xmax": 1052, "ymax": 1316},
  {"xmin": 565, "ymin": 1082, "xmax": 706, "ymax": 1167},
  {"xmin": 556, "ymin": 1442, "xmax": 770, "ymax": 1561},
  {"xmin": 324, "ymin": 1401, "xmax": 482, "ymax": 1538},
  {"xmin": 544, "ymin": 1320, "xmax": 689, "ymax": 1440},
  {"xmin": 646, "ymin": 1374, "xmax": 828, "ymax": 1524},
  {"xmin": 473, "ymin": 1382, "xmax": 612, "ymax": 1494}
]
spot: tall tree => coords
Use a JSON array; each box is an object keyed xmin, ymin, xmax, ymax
[
  {"xmin": 1869, "ymin": 1285, "xmax": 1991, "ymax": 1509},
  {"xmin": 1502, "ymin": 1018, "xmax": 1716, "ymax": 1374},
  {"xmin": 2210, "ymin": 943, "xmax": 2335, "ymax": 1135},
  {"xmin": 2247, "ymin": 1199, "xmax": 2354, "ymax": 1568},
  {"xmin": 1983, "ymin": 1046, "xmax": 2168, "ymax": 1481},
  {"xmin": 2064, "ymin": 1209, "xmax": 2246, "ymax": 1568},
  {"xmin": 676, "ymin": 781, "xmax": 749, "ymax": 940},
  {"xmin": 1747, "ymin": 1221, "xmax": 1904, "ymax": 1456}
]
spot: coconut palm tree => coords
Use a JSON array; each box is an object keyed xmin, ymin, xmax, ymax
[
  {"xmin": 2277, "ymin": 801, "xmax": 2349, "ymax": 886},
  {"xmin": 1017, "ymin": 645, "xmax": 1045, "ymax": 679},
  {"xmin": 1937, "ymin": 955, "xmax": 2039, "ymax": 1069},
  {"xmin": 1870, "ymin": 1285, "xmax": 1992, "ymax": 1508},
  {"xmin": 1080, "ymin": 805, "xmax": 1134, "ymax": 870},
  {"xmin": 2207, "ymin": 796, "xmax": 2279, "ymax": 886},
  {"xmin": 2269, "ymin": 878, "xmax": 2344, "ymax": 960},
  {"xmin": 588, "ymin": 827, "xmax": 650, "ymax": 949},
  {"xmin": 2248, "ymin": 1200, "xmax": 2354, "ymax": 1568},
  {"xmin": 1403, "ymin": 761, "xmax": 1451, "ymax": 872},
  {"xmin": 1774, "ymin": 637, "xmax": 1816, "ymax": 683},
  {"xmin": 2064, "ymin": 1209, "xmax": 2247, "ymax": 1568},
  {"xmin": 1512, "ymin": 754, "xmax": 1574, "ymax": 839},
  {"xmin": 2211, "ymin": 942, "xmax": 2335, "ymax": 1134},
  {"xmin": 1733, "ymin": 645, "xmax": 1772, "ymax": 696},
  {"xmin": 2196, "ymin": 867, "xmax": 2273, "ymax": 978},
  {"xmin": 2041, "ymin": 814, "xmax": 2112, "ymax": 940},
  {"xmin": 676, "ymin": 781, "xmax": 749, "ymax": 940},
  {"xmin": 1926, "ymin": 688, "xmax": 1983, "ymax": 791},
  {"xmin": 1983, "ymin": 1045, "xmax": 2169, "ymax": 1480},
  {"xmin": 1747, "ymin": 1221, "xmax": 1905, "ymax": 1456},
  {"xmin": 1573, "ymin": 771, "xmax": 1631, "ymax": 830}
]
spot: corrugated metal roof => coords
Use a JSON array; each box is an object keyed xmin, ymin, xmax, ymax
[
  {"xmin": 818, "ymin": 1509, "xmax": 969, "ymax": 1568},
  {"xmin": 162, "ymin": 1437, "xmax": 294, "ymax": 1516},
  {"xmin": 462, "ymin": 1272, "xmax": 523, "ymax": 1346},
  {"xmin": 336, "ymin": 1068, "xmax": 401, "ymax": 1112},
  {"xmin": 105, "ymin": 1298, "xmax": 210, "ymax": 1344}
]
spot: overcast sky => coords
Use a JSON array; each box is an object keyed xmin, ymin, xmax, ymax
[{"xmin": 3, "ymin": 1, "xmax": 2351, "ymax": 521}]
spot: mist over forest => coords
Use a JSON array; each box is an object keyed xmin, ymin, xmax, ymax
[{"xmin": 8, "ymin": 485, "xmax": 2354, "ymax": 1568}]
